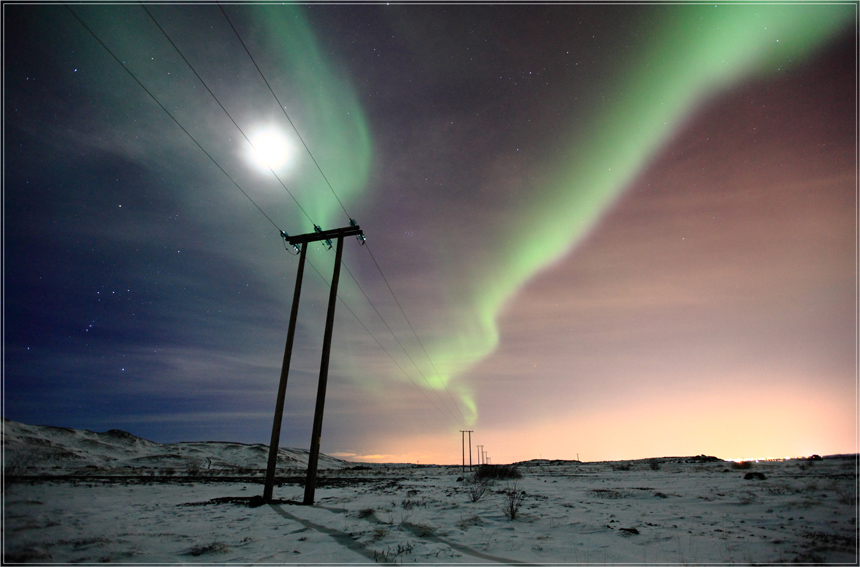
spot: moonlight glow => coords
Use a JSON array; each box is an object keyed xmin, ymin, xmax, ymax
[{"xmin": 247, "ymin": 128, "xmax": 294, "ymax": 172}]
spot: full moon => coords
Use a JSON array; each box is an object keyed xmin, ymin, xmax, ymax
[{"xmin": 247, "ymin": 128, "xmax": 294, "ymax": 172}]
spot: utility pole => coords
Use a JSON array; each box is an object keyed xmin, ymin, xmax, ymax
[
  {"xmin": 459, "ymin": 430, "xmax": 473, "ymax": 473},
  {"xmin": 476, "ymin": 445, "xmax": 483, "ymax": 466},
  {"xmin": 262, "ymin": 242, "xmax": 307, "ymax": 502},
  {"xmin": 460, "ymin": 431, "xmax": 465, "ymax": 473},
  {"xmin": 467, "ymin": 430, "xmax": 473, "ymax": 472},
  {"xmin": 261, "ymin": 223, "xmax": 363, "ymax": 506}
]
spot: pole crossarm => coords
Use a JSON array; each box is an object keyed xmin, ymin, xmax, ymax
[{"xmin": 283, "ymin": 225, "xmax": 363, "ymax": 246}]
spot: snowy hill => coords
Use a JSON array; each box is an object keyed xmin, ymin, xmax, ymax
[{"xmin": 2, "ymin": 419, "xmax": 348, "ymax": 476}]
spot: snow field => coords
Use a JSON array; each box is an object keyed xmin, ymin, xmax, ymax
[{"xmin": 4, "ymin": 458, "xmax": 857, "ymax": 563}]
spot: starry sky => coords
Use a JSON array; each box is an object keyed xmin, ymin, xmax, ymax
[{"xmin": 4, "ymin": 3, "xmax": 856, "ymax": 464}]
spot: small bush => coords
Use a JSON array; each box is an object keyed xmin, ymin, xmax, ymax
[
  {"xmin": 731, "ymin": 461, "xmax": 753, "ymax": 470},
  {"xmin": 374, "ymin": 542, "xmax": 413, "ymax": 563},
  {"xmin": 464, "ymin": 476, "xmax": 489, "ymax": 502},
  {"xmin": 611, "ymin": 463, "xmax": 631, "ymax": 471},
  {"xmin": 836, "ymin": 486, "xmax": 856, "ymax": 505},
  {"xmin": 498, "ymin": 481, "xmax": 526, "ymax": 520},
  {"xmin": 648, "ymin": 459, "xmax": 661, "ymax": 471},
  {"xmin": 401, "ymin": 498, "xmax": 428, "ymax": 510},
  {"xmin": 474, "ymin": 464, "xmax": 521, "ymax": 480}
]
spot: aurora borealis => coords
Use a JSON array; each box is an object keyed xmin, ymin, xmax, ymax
[{"xmin": 4, "ymin": 3, "xmax": 856, "ymax": 464}]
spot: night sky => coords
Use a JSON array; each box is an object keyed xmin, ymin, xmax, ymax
[{"xmin": 4, "ymin": 3, "xmax": 856, "ymax": 464}]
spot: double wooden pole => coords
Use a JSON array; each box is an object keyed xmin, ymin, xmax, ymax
[
  {"xmin": 460, "ymin": 430, "xmax": 473, "ymax": 473},
  {"xmin": 262, "ymin": 225, "xmax": 363, "ymax": 506}
]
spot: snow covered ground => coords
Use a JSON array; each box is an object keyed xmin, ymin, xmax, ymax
[{"xmin": 3, "ymin": 421, "xmax": 858, "ymax": 564}]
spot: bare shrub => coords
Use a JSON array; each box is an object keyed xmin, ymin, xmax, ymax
[
  {"xmin": 401, "ymin": 497, "xmax": 428, "ymax": 510},
  {"xmin": 836, "ymin": 486, "xmax": 857, "ymax": 505},
  {"xmin": 648, "ymin": 459, "xmax": 661, "ymax": 471},
  {"xmin": 373, "ymin": 541, "xmax": 413, "ymax": 563},
  {"xmin": 464, "ymin": 476, "xmax": 490, "ymax": 502},
  {"xmin": 498, "ymin": 481, "xmax": 526, "ymax": 520},
  {"xmin": 731, "ymin": 461, "xmax": 752, "ymax": 470}
]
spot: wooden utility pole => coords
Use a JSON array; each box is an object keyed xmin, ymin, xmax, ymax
[
  {"xmin": 261, "ymin": 224, "xmax": 363, "ymax": 505},
  {"xmin": 467, "ymin": 430, "xmax": 473, "ymax": 472},
  {"xmin": 460, "ymin": 431, "xmax": 465, "ymax": 473},
  {"xmin": 303, "ymin": 232, "xmax": 345, "ymax": 505},
  {"xmin": 459, "ymin": 430, "xmax": 473, "ymax": 473},
  {"xmin": 263, "ymin": 242, "xmax": 307, "ymax": 502}
]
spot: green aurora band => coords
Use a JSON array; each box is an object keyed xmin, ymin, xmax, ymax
[
  {"xmin": 250, "ymin": 5, "xmax": 373, "ymax": 231},
  {"xmin": 425, "ymin": 4, "xmax": 853, "ymax": 425},
  {"xmin": 242, "ymin": 5, "xmax": 850, "ymax": 430}
]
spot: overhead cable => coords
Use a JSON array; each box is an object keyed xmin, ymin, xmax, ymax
[{"xmin": 67, "ymin": 6, "xmax": 282, "ymax": 233}]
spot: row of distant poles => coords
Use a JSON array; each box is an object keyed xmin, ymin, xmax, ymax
[{"xmin": 459, "ymin": 430, "xmax": 491, "ymax": 473}]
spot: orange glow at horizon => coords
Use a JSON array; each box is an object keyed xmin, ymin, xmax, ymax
[{"xmin": 332, "ymin": 384, "xmax": 855, "ymax": 465}]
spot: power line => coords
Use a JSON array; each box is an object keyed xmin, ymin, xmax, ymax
[
  {"xmin": 340, "ymin": 262, "xmax": 466, "ymax": 428},
  {"xmin": 66, "ymin": 6, "xmax": 283, "ymax": 233},
  {"xmin": 303, "ymin": 256, "xmax": 465, "ymax": 430},
  {"xmin": 218, "ymin": 4, "xmax": 352, "ymax": 220},
  {"xmin": 141, "ymin": 5, "xmax": 316, "ymax": 229},
  {"xmin": 217, "ymin": 5, "xmax": 472, "ymax": 427},
  {"xmin": 75, "ymin": 4, "xmax": 470, "ymax": 432},
  {"xmin": 362, "ymin": 243, "xmax": 470, "ymax": 425}
]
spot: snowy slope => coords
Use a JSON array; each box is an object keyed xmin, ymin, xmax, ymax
[{"xmin": 2, "ymin": 419, "xmax": 348, "ymax": 475}]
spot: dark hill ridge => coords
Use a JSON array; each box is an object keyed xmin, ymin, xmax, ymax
[
  {"xmin": 2, "ymin": 419, "xmax": 348, "ymax": 476},
  {"xmin": 514, "ymin": 455, "xmax": 725, "ymax": 468}
]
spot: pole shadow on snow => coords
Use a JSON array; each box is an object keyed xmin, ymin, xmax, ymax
[
  {"xmin": 268, "ymin": 503, "xmax": 380, "ymax": 561},
  {"xmin": 280, "ymin": 502, "xmax": 531, "ymax": 564}
]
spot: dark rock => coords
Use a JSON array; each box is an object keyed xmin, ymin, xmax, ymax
[
  {"xmin": 743, "ymin": 472, "xmax": 766, "ymax": 480},
  {"xmin": 686, "ymin": 455, "xmax": 722, "ymax": 463},
  {"xmin": 619, "ymin": 527, "xmax": 640, "ymax": 535},
  {"xmin": 249, "ymin": 495, "xmax": 266, "ymax": 508}
]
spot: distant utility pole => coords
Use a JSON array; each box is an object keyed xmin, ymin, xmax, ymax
[
  {"xmin": 476, "ymin": 445, "xmax": 482, "ymax": 466},
  {"xmin": 460, "ymin": 431, "xmax": 465, "ymax": 473},
  {"xmin": 468, "ymin": 430, "xmax": 473, "ymax": 472},
  {"xmin": 459, "ymin": 430, "xmax": 473, "ymax": 473},
  {"xmin": 262, "ymin": 223, "xmax": 364, "ymax": 506}
]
